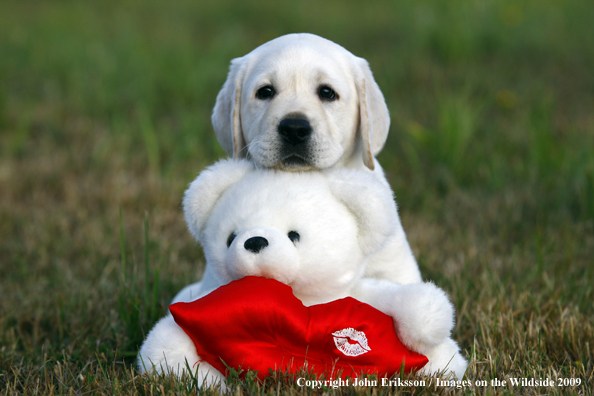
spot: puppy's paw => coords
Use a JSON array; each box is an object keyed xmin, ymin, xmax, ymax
[
  {"xmin": 390, "ymin": 282, "xmax": 455, "ymax": 349},
  {"xmin": 417, "ymin": 338, "xmax": 468, "ymax": 380}
]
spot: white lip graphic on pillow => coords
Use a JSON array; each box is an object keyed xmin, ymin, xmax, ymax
[{"xmin": 331, "ymin": 328, "xmax": 371, "ymax": 357}]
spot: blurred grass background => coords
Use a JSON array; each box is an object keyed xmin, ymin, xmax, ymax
[{"xmin": 0, "ymin": 0, "xmax": 592, "ymax": 394}]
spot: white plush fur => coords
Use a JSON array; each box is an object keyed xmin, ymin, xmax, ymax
[
  {"xmin": 138, "ymin": 159, "xmax": 467, "ymax": 385},
  {"xmin": 138, "ymin": 316, "xmax": 226, "ymax": 389},
  {"xmin": 211, "ymin": 33, "xmax": 422, "ymax": 284}
]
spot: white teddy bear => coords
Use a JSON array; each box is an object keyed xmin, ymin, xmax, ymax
[{"xmin": 138, "ymin": 159, "xmax": 467, "ymax": 387}]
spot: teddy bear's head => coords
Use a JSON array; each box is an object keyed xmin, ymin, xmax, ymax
[{"xmin": 183, "ymin": 159, "xmax": 399, "ymax": 305}]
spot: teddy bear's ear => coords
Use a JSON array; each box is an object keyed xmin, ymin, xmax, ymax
[
  {"xmin": 183, "ymin": 159, "xmax": 254, "ymax": 242},
  {"xmin": 326, "ymin": 170, "xmax": 399, "ymax": 255}
]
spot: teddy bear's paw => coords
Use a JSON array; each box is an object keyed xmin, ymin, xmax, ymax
[
  {"xmin": 390, "ymin": 282, "xmax": 455, "ymax": 349},
  {"xmin": 189, "ymin": 363, "xmax": 228, "ymax": 391},
  {"xmin": 417, "ymin": 338, "xmax": 468, "ymax": 380},
  {"xmin": 137, "ymin": 315, "xmax": 227, "ymax": 389}
]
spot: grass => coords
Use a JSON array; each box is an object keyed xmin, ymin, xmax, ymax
[{"xmin": 0, "ymin": 0, "xmax": 593, "ymax": 394}]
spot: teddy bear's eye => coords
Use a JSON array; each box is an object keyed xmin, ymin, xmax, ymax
[
  {"xmin": 227, "ymin": 233, "xmax": 236, "ymax": 248},
  {"xmin": 288, "ymin": 231, "xmax": 300, "ymax": 244}
]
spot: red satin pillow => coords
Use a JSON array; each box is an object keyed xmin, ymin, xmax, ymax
[{"xmin": 170, "ymin": 276, "xmax": 428, "ymax": 380}]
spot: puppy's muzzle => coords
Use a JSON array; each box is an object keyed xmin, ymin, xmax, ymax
[{"xmin": 278, "ymin": 118, "xmax": 311, "ymax": 146}]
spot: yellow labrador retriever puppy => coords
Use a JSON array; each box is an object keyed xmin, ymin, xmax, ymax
[{"xmin": 211, "ymin": 33, "xmax": 422, "ymax": 285}]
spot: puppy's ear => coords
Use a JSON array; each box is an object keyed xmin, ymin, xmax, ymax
[
  {"xmin": 354, "ymin": 58, "xmax": 390, "ymax": 170},
  {"xmin": 211, "ymin": 57, "xmax": 247, "ymax": 158},
  {"xmin": 326, "ymin": 170, "xmax": 398, "ymax": 255},
  {"xmin": 183, "ymin": 159, "xmax": 254, "ymax": 242}
]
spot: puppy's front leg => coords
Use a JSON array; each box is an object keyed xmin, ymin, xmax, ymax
[
  {"xmin": 351, "ymin": 278, "xmax": 454, "ymax": 353},
  {"xmin": 138, "ymin": 315, "xmax": 226, "ymax": 389}
]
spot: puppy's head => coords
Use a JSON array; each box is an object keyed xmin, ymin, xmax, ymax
[{"xmin": 212, "ymin": 33, "xmax": 390, "ymax": 171}]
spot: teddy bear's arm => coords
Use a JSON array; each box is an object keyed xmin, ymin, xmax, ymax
[
  {"xmin": 137, "ymin": 315, "xmax": 226, "ymax": 389},
  {"xmin": 351, "ymin": 278, "xmax": 468, "ymax": 379},
  {"xmin": 350, "ymin": 278, "xmax": 455, "ymax": 350},
  {"xmin": 171, "ymin": 281, "xmax": 206, "ymax": 304}
]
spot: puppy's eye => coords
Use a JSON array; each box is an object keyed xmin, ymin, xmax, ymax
[
  {"xmin": 256, "ymin": 85, "xmax": 275, "ymax": 100},
  {"xmin": 227, "ymin": 233, "xmax": 236, "ymax": 248},
  {"xmin": 318, "ymin": 86, "xmax": 337, "ymax": 101},
  {"xmin": 288, "ymin": 231, "xmax": 300, "ymax": 243}
]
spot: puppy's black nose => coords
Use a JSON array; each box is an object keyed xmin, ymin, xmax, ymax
[
  {"xmin": 278, "ymin": 118, "xmax": 312, "ymax": 145},
  {"xmin": 244, "ymin": 236, "xmax": 269, "ymax": 254}
]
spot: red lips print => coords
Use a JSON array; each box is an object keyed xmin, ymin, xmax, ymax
[{"xmin": 170, "ymin": 276, "xmax": 428, "ymax": 380}]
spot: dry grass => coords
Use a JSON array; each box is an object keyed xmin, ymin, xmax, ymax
[{"xmin": 1, "ymin": 0, "xmax": 593, "ymax": 394}]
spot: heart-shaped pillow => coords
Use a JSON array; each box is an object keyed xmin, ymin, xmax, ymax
[{"xmin": 170, "ymin": 276, "xmax": 428, "ymax": 380}]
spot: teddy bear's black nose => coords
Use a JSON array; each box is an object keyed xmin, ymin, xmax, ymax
[{"xmin": 244, "ymin": 236, "xmax": 269, "ymax": 254}]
